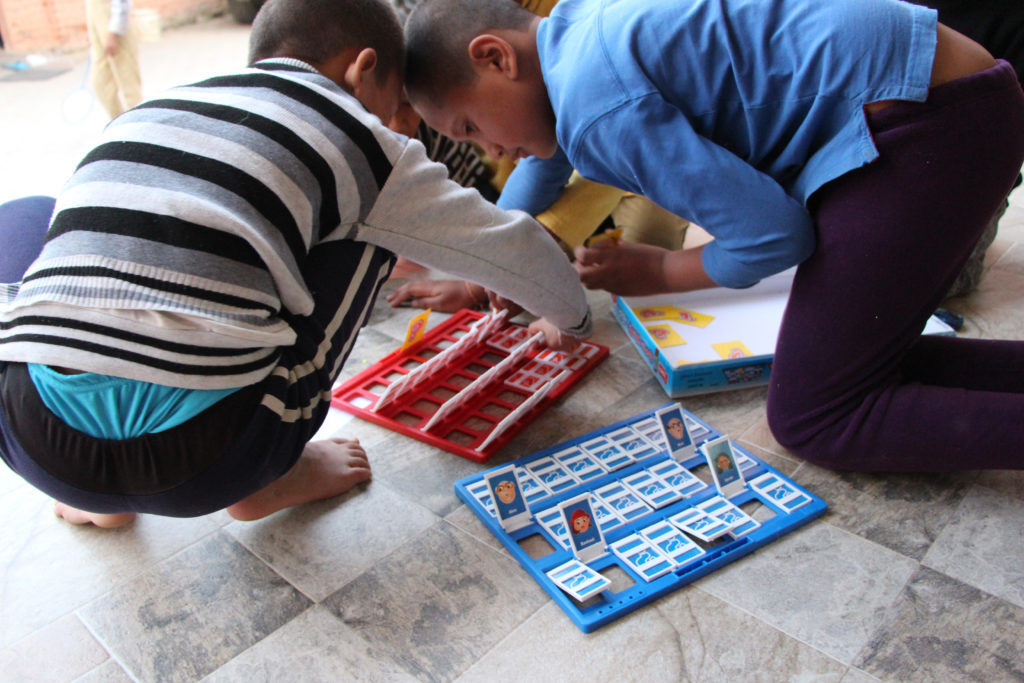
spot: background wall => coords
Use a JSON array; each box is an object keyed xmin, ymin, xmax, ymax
[{"xmin": 0, "ymin": 0, "xmax": 228, "ymax": 53}]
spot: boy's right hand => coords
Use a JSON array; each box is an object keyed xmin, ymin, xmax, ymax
[{"xmin": 529, "ymin": 318, "xmax": 582, "ymax": 352}]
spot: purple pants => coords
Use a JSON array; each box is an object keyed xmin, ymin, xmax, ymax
[{"xmin": 767, "ymin": 61, "xmax": 1024, "ymax": 471}]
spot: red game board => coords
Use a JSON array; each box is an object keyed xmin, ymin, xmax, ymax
[{"xmin": 330, "ymin": 309, "xmax": 609, "ymax": 463}]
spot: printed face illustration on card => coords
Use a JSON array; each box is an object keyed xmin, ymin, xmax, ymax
[
  {"xmin": 700, "ymin": 436, "xmax": 746, "ymax": 498},
  {"xmin": 647, "ymin": 324, "xmax": 686, "ymax": 348},
  {"xmin": 654, "ymin": 403, "xmax": 694, "ymax": 460},
  {"xmin": 558, "ymin": 493, "xmax": 606, "ymax": 563},
  {"xmin": 484, "ymin": 465, "xmax": 531, "ymax": 531}
]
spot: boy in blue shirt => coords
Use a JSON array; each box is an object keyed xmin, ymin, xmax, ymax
[{"xmin": 404, "ymin": 0, "xmax": 1024, "ymax": 471}]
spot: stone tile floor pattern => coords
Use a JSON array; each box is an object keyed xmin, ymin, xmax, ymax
[{"xmin": 2, "ymin": 14, "xmax": 1023, "ymax": 683}]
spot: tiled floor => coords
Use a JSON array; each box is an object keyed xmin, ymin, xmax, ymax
[{"xmin": 2, "ymin": 15, "xmax": 1024, "ymax": 683}]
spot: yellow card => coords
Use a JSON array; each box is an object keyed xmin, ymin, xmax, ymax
[
  {"xmin": 402, "ymin": 309, "xmax": 431, "ymax": 349},
  {"xmin": 585, "ymin": 227, "xmax": 623, "ymax": 248},
  {"xmin": 647, "ymin": 324, "xmax": 687, "ymax": 348},
  {"xmin": 673, "ymin": 308, "xmax": 714, "ymax": 328},
  {"xmin": 632, "ymin": 305, "xmax": 677, "ymax": 322},
  {"xmin": 712, "ymin": 340, "xmax": 753, "ymax": 360}
]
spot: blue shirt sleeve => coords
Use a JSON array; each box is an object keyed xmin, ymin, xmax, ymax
[
  {"xmin": 496, "ymin": 146, "xmax": 575, "ymax": 215},
  {"xmin": 570, "ymin": 94, "xmax": 816, "ymax": 288}
]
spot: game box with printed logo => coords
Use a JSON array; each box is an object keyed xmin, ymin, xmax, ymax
[{"xmin": 611, "ymin": 270, "xmax": 954, "ymax": 397}]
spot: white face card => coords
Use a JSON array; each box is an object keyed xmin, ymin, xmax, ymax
[
  {"xmin": 558, "ymin": 493, "xmax": 608, "ymax": 563},
  {"xmin": 698, "ymin": 496, "xmax": 761, "ymax": 537},
  {"xmin": 667, "ymin": 507, "xmax": 733, "ymax": 542},
  {"xmin": 594, "ymin": 482, "xmax": 652, "ymax": 522},
  {"xmin": 639, "ymin": 521, "xmax": 706, "ymax": 567},
  {"xmin": 748, "ymin": 472, "xmax": 813, "ymax": 512},
  {"xmin": 581, "ymin": 436, "xmax": 635, "ymax": 471},
  {"xmin": 547, "ymin": 559, "xmax": 610, "ymax": 602},
  {"xmin": 622, "ymin": 470, "xmax": 683, "ymax": 509},
  {"xmin": 525, "ymin": 456, "xmax": 578, "ymax": 494},
  {"xmin": 654, "ymin": 404, "xmax": 695, "ymax": 461},
  {"xmin": 590, "ymin": 498, "xmax": 625, "ymax": 533},
  {"xmin": 684, "ymin": 415, "xmax": 711, "ymax": 441},
  {"xmin": 466, "ymin": 479, "xmax": 496, "ymax": 517},
  {"xmin": 484, "ymin": 465, "xmax": 532, "ymax": 532},
  {"xmin": 608, "ymin": 428, "xmax": 660, "ymax": 460},
  {"xmin": 647, "ymin": 459, "xmax": 707, "ymax": 498},
  {"xmin": 556, "ymin": 448, "xmax": 608, "ymax": 482},
  {"xmin": 609, "ymin": 534, "xmax": 675, "ymax": 582},
  {"xmin": 633, "ymin": 417, "xmax": 667, "ymax": 448},
  {"xmin": 700, "ymin": 436, "xmax": 747, "ymax": 498},
  {"xmin": 517, "ymin": 467, "xmax": 550, "ymax": 506}
]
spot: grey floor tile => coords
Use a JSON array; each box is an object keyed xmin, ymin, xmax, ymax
[
  {"xmin": 922, "ymin": 484, "xmax": 1024, "ymax": 609},
  {"xmin": 459, "ymin": 589, "xmax": 849, "ymax": 683},
  {"xmin": 203, "ymin": 606, "xmax": 417, "ymax": 682},
  {"xmin": 370, "ymin": 436, "xmax": 489, "ymax": 518},
  {"xmin": 0, "ymin": 614, "xmax": 109, "ymax": 682},
  {"xmin": 74, "ymin": 659, "xmax": 136, "ymax": 683},
  {"xmin": 322, "ymin": 521, "xmax": 548, "ymax": 682},
  {"xmin": 226, "ymin": 480, "xmax": 438, "ymax": 602},
  {"xmin": 78, "ymin": 532, "xmax": 311, "ymax": 683},
  {"xmin": 698, "ymin": 522, "xmax": 919, "ymax": 665},
  {"xmin": 0, "ymin": 485, "xmax": 222, "ymax": 647},
  {"xmin": 793, "ymin": 465, "xmax": 971, "ymax": 560},
  {"xmin": 973, "ymin": 469, "xmax": 1024, "ymax": 502},
  {"xmin": 443, "ymin": 503, "xmax": 508, "ymax": 554},
  {"xmin": 856, "ymin": 566, "xmax": 1024, "ymax": 681}
]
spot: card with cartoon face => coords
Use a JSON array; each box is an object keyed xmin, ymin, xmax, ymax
[
  {"xmin": 483, "ymin": 464, "xmax": 532, "ymax": 532},
  {"xmin": 700, "ymin": 436, "xmax": 747, "ymax": 498},
  {"xmin": 654, "ymin": 403, "xmax": 695, "ymax": 461},
  {"xmin": 558, "ymin": 492, "xmax": 607, "ymax": 563}
]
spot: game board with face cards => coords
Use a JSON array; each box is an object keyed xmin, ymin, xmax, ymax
[
  {"xmin": 454, "ymin": 403, "xmax": 826, "ymax": 633},
  {"xmin": 331, "ymin": 309, "xmax": 609, "ymax": 463}
]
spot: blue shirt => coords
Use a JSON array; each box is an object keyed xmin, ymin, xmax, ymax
[{"xmin": 500, "ymin": 0, "xmax": 937, "ymax": 287}]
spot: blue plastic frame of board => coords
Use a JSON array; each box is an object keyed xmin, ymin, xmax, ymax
[{"xmin": 454, "ymin": 403, "xmax": 827, "ymax": 633}]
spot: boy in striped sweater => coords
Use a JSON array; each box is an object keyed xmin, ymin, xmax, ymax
[{"xmin": 0, "ymin": 0, "xmax": 591, "ymax": 527}]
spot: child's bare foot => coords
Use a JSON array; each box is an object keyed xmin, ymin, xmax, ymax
[
  {"xmin": 226, "ymin": 438, "xmax": 371, "ymax": 521},
  {"xmin": 53, "ymin": 502, "xmax": 136, "ymax": 528}
]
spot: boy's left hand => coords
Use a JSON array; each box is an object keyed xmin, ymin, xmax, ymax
[
  {"xmin": 574, "ymin": 241, "xmax": 669, "ymax": 296},
  {"xmin": 529, "ymin": 318, "xmax": 582, "ymax": 352}
]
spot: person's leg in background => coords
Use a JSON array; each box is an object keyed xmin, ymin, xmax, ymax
[
  {"xmin": 86, "ymin": 0, "xmax": 142, "ymax": 119},
  {"xmin": 612, "ymin": 194, "xmax": 689, "ymax": 251},
  {"xmin": 0, "ymin": 196, "xmax": 54, "ymax": 282}
]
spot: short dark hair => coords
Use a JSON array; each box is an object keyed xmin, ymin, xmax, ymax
[
  {"xmin": 248, "ymin": 0, "xmax": 405, "ymax": 82},
  {"xmin": 404, "ymin": 0, "xmax": 533, "ymax": 105}
]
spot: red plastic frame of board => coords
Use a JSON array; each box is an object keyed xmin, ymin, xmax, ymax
[{"xmin": 330, "ymin": 309, "xmax": 609, "ymax": 463}]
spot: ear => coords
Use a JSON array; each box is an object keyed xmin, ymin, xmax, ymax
[
  {"xmin": 343, "ymin": 47, "xmax": 379, "ymax": 95},
  {"xmin": 467, "ymin": 34, "xmax": 519, "ymax": 80}
]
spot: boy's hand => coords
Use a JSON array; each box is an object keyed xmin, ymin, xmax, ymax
[
  {"xmin": 529, "ymin": 318, "xmax": 582, "ymax": 352},
  {"xmin": 386, "ymin": 279, "xmax": 481, "ymax": 312},
  {"xmin": 574, "ymin": 241, "xmax": 669, "ymax": 296},
  {"xmin": 486, "ymin": 290, "xmax": 524, "ymax": 319}
]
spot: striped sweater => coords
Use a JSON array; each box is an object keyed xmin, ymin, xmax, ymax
[{"xmin": 0, "ymin": 59, "xmax": 591, "ymax": 391}]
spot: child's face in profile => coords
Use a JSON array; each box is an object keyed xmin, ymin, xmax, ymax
[{"xmin": 412, "ymin": 74, "xmax": 557, "ymax": 162}]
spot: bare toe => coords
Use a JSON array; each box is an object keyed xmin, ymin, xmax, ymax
[{"xmin": 54, "ymin": 502, "xmax": 136, "ymax": 528}]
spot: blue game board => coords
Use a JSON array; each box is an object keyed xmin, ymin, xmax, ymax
[{"xmin": 454, "ymin": 403, "xmax": 826, "ymax": 633}]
